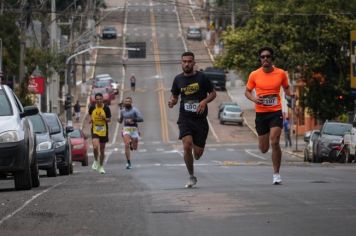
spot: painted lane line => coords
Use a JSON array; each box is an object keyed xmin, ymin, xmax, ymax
[
  {"xmin": 245, "ymin": 149, "xmax": 267, "ymax": 160},
  {"xmin": 0, "ymin": 180, "xmax": 67, "ymax": 226}
]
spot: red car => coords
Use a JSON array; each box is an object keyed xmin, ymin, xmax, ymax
[
  {"xmin": 90, "ymin": 87, "xmax": 111, "ymax": 105},
  {"xmin": 69, "ymin": 128, "xmax": 89, "ymax": 166},
  {"xmin": 92, "ymin": 79, "xmax": 115, "ymax": 101}
]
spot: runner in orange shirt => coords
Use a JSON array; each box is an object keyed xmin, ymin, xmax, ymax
[{"xmin": 245, "ymin": 47, "xmax": 294, "ymax": 185}]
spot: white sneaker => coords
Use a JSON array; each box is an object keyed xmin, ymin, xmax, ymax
[
  {"xmin": 273, "ymin": 174, "xmax": 282, "ymax": 185},
  {"xmin": 98, "ymin": 165, "xmax": 105, "ymax": 174},
  {"xmin": 91, "ymin": 160, "xmax": 98, "ymax": 170},
  {"xmin": 185, "ymin": 176, "xmax": 197, "ymax": 188}
]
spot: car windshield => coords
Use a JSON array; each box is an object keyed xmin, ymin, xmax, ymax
[
  {"xmin": 28, "ymin": 115, "xmax": 47, "ymax": 133},
  {"xmin": 43, "ymin": 114, "xmax": 61, "ymax": 133},
  {"xmin": 0, "ymin": 90, "xmax": 12, "ymax": 116},
  {"xmin": 95, "ymin": 80, "xmax": 111, "ymax": 87},
  {"xmin": 104, "ymin": 27, "xmax": 116, "ymax": 31},
  {"xmin": 69, "ymin": 129, "xmax": 81, "ymax": 138},
  {"xmin": 225, "ymin": 106, "xmax": 241, "ymax": 112},
  {"xmin": 188, "ymin": 28, "xmax": 200, "ymax": 33},
  {"xmin": 323, "ymin": 123, "xmax": 352, "ymax": 136}
]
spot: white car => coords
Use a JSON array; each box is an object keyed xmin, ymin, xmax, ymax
[
  {"xmin": 219, "ymin": 104, "xmax": 243, "ymax": 126},
  {"xmin": 94, "ymin": 74, "xmax": 119, "ymax": 94}
]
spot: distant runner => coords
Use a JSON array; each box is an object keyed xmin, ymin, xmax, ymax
[
  {"xmin": 168, "ymin": 51, "xmax": 216, "ymax": 188},
  {"xmin": 88, "ymin": 93, "xmax": 111, "ymax": 174},
  {"xmin": 130, "ymin": 74, "xmax": 136, "ymax": 92},
  {"xmin": 118, "ymin": 97, "xmax": 143, "ymax": 169}
]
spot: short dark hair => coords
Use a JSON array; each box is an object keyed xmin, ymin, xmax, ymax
[
  {"xmin": 258, "ymin": 47, "xmax": 274, "ymax": 57},
  {"xmin": 95, "ymin": 93, "xmax": 103, "ymax": 99},
  {"xmin": 181, "ymin": 51, "xmax": 195, "ymax": 59}
]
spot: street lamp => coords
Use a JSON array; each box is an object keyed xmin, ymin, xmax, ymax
[{"xmin": 64, "ymin": 45, "xmax": 140, "ymax": 126}]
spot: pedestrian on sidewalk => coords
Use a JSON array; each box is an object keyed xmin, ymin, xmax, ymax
[
  {"xmin": 283, "ymin": 117, "xmax": 292, "ymax": 147},
  {"xmin": 245, "ymin": 46, "xmax": 294, "ymax": 185},
  {"xmin": 168, "ymin": 51, "xmax": 216, "ymax": 188},
  {"xmin": 73, "ymin": 100, "xmax": 81, "ymax": 122}
]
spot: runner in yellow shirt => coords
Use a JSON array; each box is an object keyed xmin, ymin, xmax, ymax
[{"xmin": 88, "ymin": 93, "xmax": 111, "ymax": 174}]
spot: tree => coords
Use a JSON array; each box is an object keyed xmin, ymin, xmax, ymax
[{"xmin": 215, "ymin": 0, "xmax": 356, "ymax": 121}]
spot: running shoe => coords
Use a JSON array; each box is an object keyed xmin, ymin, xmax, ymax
[
  {"xmin": 126, "ymin": 163, "xmax": 132, "ymax": 169},
  {"xmin": 185, "ymin": 176, "xmax": 197, "ymax": 188},
  {"xmin": 193, "ymin": 152, "xmax": 200, "ymax": 160},
  {"xmin": 98, "ymin": 165, "xmax": 105, "ymax": 174},
  {"xmin": 91, "ymin": 160, "xmax": 98, "ymax": 170},
  {"xmin": 273, "ymin": 174, "xmax": 282, "ymax": 185}
]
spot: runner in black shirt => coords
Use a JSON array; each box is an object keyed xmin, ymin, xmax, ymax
[{"xmin": 168, "ymin": 51, "xmax": 216, "ymax": 188}]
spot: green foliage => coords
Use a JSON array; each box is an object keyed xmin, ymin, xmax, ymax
[{"xmin": 216, "ymin": 0, "xmax": 356, "ymax": 121}]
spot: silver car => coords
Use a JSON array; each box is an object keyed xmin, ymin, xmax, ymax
[
  {"xmin": 186, "ymin": 26, "xmax": 202, "ymax": 40},
  {"xmin": 219, "ymin": 104, "xmax": 243, "ymax": 125},
  {"xmin": 303, "ymin": 130, "xmax": 319, "ymax": 162}
]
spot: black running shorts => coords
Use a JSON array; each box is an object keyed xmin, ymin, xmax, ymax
[
  {"xmin": 177, "ymin": 115, "xmax": 209, "ymax": 148},
  {"xmin": 92, "ymin": 133, "xmax": 109, "ymax": 143},
  {"xmin": 255, "ymin": 110, "xmax": 283, "ymax": 136}
]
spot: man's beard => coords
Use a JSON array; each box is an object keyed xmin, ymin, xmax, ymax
[{"xmin": 183, "ymin": 66, "xmax": 193, "ymax": 74}]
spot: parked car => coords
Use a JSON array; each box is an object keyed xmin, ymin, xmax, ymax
[
  {"xmin": 102, "ymin": 26, "xmax": 117, "ymax": 39},
  {"xmin": 313, "ymin": 121, "xmax": 352, "ymax": 163},
  {"xmin": 42, "ymin": 113, "xmax": 73, "ymax": 175},
  {"xmin": 218, "ymin": 101, "xmax": 239, "ymax": 118},
  {"xmin": 186, "ymin": 26, "xmax": 202, "ymax": 40},
  {"xmin": 90, "ymin": 87, "xmax": 111, "ymax": 105},
  {"xmin": 28, "ymin": 113, "xmax": 57, "ymax": 177},
  {"xmin": 69, "ymin": 128, "xmax": 89, "ymax": 166},
  {"xmin": 0, "ymin": 84, "xmax": 40, "ymax": 190},
  {"xmin": 303, "ymin": 130, "xmax": 319, "ymax": 162},
  {"xmin": 203, "ymin": 67, "xmax": 226, "ymax": 90},
  {"xmin": 219, "ymin": 104, "xmax": 243, "ymax": 125}
]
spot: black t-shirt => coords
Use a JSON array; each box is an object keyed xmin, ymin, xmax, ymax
[{"xmin": 171, "ymin": 71, "xmax": 214, "ymax": 118}]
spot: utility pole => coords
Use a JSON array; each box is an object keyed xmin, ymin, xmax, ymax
[
  {"xmin": 0, "ymin": 38, "xmax": 3, "ymax": 84},
  {"xmin": 231, "ymin": 0, "xmax": 235, "ymax": 29},
  {"xmin": 19, "ymin": 1, "xmax": 29, "ymax": 85}
]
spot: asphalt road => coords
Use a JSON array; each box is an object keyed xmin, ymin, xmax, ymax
[{"xmin": 1, "ymin": 1, "xmax": 356, "ymax": 235}]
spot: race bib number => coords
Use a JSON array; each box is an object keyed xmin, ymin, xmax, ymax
[
  {"xmin": 123, "ymin": 127, "xmax": 137, "ymax": 133},
  {"xmin": 94, "ymin": 125, "xmax": 106, "ymax": 132},
  {"xmin": 184, "ymin": 100, "xmax": 199, "ymax": 112},
  {"xmin": 261, "ymin": 95, "xmax": 278, "ymax": 106}
]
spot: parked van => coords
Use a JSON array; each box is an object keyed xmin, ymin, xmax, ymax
[{"xmin": 202, "ymin": 67, "xmax": 226, "ymax": 90}]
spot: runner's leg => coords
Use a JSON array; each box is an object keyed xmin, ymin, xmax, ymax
[
  {"xmin": 131, "ymin": 137, "xmax": 139, "ymax": 150},
  {"xmin": 182, "ymin": 135, "xmax": 194, "ymax": 176},
  {"xmin": 92, "ymin": 138, "xmax": 100, "ymax": 162},
  {"xmin": 99, "ymin": 142, "xmax": 106, "ymax": 166},
  {"xmin": 258, "ymin": 133, "xmax": 270, "ymax": 153},
  {"xmin": 123, "ymin": 134, "xmax": 132, "ymax": 167},
  {"xmin": 270, "ymin": 127, "xmax": 282, "ymax": 173}
]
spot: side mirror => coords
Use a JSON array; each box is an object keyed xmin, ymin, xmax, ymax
[
  {"xmin": 304, "ymin": 131, "xmax": 311, "ymax": 142},
  {"xmin": 66, "ymin": 126, "xmax": 74, "ymax": 134},
  {"xmin": 21, "ymin": 106, "xmax": 39, "ymax": 118}
]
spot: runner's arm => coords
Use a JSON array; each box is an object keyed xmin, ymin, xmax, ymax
[
  {"xmin": 168, "ymin": 94, "xmax": 179, "ymax": 108},
  {"xmin": 245, "ymin": 88, "xmax": 263, "ymax": 104},
  {"xmin": 197, "ymin": 90, "xmax": 216, "ymax": 114},
  {"xmin": 134, "ymin": 108, "xmax": 144, "ymax": 123}
]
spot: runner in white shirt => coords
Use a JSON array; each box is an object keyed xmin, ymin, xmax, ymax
[{"xmin": 118, "ymin": 97, "xmax": 143, "ymax": 169}]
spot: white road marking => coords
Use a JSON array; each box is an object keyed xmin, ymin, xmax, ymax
[
  {"xmin": 245, "ymin": 149, "xmax": 267, "ymax": 160},
  {"xmin": 0, "ymin": 180, "xmax": 67, "ymax": 226}
]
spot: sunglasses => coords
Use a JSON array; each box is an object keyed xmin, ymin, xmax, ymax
[{"xmin": 260, "ymin": 54, "xmax": 272, "ymax": 59}]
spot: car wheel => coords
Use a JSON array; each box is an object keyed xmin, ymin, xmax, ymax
[
  {"xmin": 220, "ymin": 120, "xmax": 224, "ymax": 125},
  {"xmin": 47, "ymin": 158, "xmax": 57, "ymax": 177},
  {"xmin": 14, "ymin": 141, "xmax": 32, "ymax": 190},
  {"xmin": 31, "ymin": 154, "xmax": 40, "ymax": 188},
  {"xmin": 304, "ymin": 150, "xmax": 308, "ymax": 162},
  {"xmin": 59, "ymin": 165, "xmax": 70, "ymax": 176},
  {"xmin": 82, "ymin": 154, "xmax": 89, "ymax": 166}
]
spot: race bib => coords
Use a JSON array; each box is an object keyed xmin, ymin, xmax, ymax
[
  {"xmin": 261, "ymin": 95, "xmax": 278, "ymax": 106},
  {"xmin": 184, "ymin": 100, "xmax": 199, "ymax": 112},
  {"xmin": 95, "ymin": 125, "xmax": 106, "ymax": 132},
  {"xmin": 123, "ymin": 127, "xmax": 137, "ymax": 133}
]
